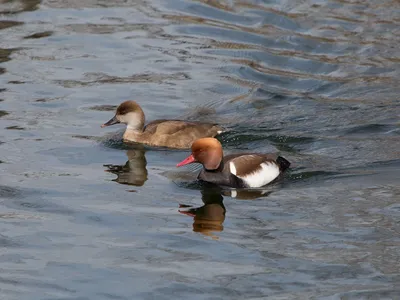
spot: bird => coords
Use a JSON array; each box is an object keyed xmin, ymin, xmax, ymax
[
  {"xmin": 176, "ymin": 137, "xmax": 290, "ymax": 188},
  {"xmin": 101, "ymin": 100, "xmax": 223, "ymax": 149}
]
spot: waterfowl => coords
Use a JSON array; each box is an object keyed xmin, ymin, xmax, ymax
[
  {"xmin": 101, "ymin": 100, "xmax": 223, "ymax": 149},
  {"xmin": 176, "ymin": 138, "xmax": 290, "ymax": 188}
]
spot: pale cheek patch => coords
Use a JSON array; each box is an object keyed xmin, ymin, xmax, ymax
[
  {"xmin": 124, "ymin": 112, "xmax": 143, "ymax": 130},
  {"xmin": 239, "ymin": 162, "xmax": 280, "ymax": 188}
]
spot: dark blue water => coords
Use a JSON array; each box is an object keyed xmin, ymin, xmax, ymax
[{"xmin": 1, "ymin": 0, "xmax": 399, "ymax": 299}]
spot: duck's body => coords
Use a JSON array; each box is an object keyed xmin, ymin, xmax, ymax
[
  {"xmin": 102, "ymin": 101, "xmax": 222, "ymax": 149},
  {"xmin": 124, "ymin": 119, "xmax": 222, "ymax": 149},
  {"xmin": 177, "ymin": 138, "xmax": 290, "ymax": 188},
  {"xmin": 197, "ymin": 153, "xmax": 288, "ymax": 188}
]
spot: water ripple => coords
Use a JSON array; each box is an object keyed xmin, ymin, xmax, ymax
[{"xmin": 0, "ymin": 0, "xmax": 399, "ymax": 299}]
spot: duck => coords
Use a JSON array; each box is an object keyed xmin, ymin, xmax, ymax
[
  {"xmin": 101, "ymin": 100, "xmax": 223, "ymax": 149},
  {"xmin": 176, "ymin": 138, "xmax": 290, "ymax": 188}
]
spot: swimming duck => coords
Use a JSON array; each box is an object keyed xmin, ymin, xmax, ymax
[
  {"xmin": 101, "ymin": 100, "xmax": 223, "ymax": 149},
  {"xmin": 176, "ymin": 138, "xmax": 290, "ymax": 188}
]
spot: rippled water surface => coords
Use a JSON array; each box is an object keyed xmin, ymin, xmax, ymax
[{"xmin": 1, "ymin": 0, "xmax": 400, "ymax": 299}]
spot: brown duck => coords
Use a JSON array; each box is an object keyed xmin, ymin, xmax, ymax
[{"xmin": 101, "ymin": 100, "xmax": 223, "ymax": 149}]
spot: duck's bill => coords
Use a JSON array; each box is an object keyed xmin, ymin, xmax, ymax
[
  {"xmin": 101, "ymin": 115, "xmax": 120, "ymax": 128},
  {"xmin": 176, "ymin": 154, "xmax": 196, "ymax": 167}
]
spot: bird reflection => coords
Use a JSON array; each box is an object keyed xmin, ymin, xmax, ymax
[
  {"xmin": 179, "ymin": 188, "xmax": 226, "ymax": 238},
  {"xmin": 103, "ymin": 149, "xmax": 148, "ymax": 186},
  {"xmin": 179, "ymin": 185, "xmax": 273, "ymax": 238},
  {"xmin": 221, "ymin": 188, "xmax": 273, "ymax": 200}
]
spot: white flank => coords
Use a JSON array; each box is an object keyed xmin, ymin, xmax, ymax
[
  {"xmin": 229, "ymin": 162, "xmax": 237, "ymax": 175},
  {"xmin": 239, "ymin": 162, "xmax": 280, "ymax": 188},
  {"xmin": 230, "ymin": 190, "xmax": 237, "ymax": 198},
  {"xmin": 217, "ymin": 130, "xmax": 223, "ymax": 134}
]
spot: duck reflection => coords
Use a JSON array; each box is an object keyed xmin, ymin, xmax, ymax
[
  {"xmin": 179, "ymin": 185, "xmax": 273, "ymax": 238},
  {"xmin": 179, "ymin": 188, "xmax": 226, "ymax": 238},
  {"xmin": 221, "ymin": 188, "xmax": 273, "ymax": 200},
  {"xmin": 103, "ymin": 149, "xmax": 148, "ymax": 186}
]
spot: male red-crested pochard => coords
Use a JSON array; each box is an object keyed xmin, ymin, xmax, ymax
[
  {"xmin": 101, "ymin": 100, "xmax": 223, "ymax": 149},
  {"xmin": 176, "ymin": 138, "xmax": 290, "ymax": 188}
]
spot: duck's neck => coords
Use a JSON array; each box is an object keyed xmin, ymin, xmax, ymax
[
  {"xmin": 126, "ymin": 124, "xmax": 144, "ymax": 132},
  {"xmin": 123, "ymin": 127, "xmax": 143, "ymax": 141},
  {"xmin": 124, "ymin": 111, "xmax": 145, "ymax": 132},
  {"xmin": 205, "ymin": 160, "xmax": 224, "ymax": 173}
]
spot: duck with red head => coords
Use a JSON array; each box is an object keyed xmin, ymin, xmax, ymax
[
  {"xmin": 177, "ymin": 138, "xmax": 290, "ymax": 188},
  {"xmin": 101, "ymin": 100, "xmax": 223, "ymax": 149}
]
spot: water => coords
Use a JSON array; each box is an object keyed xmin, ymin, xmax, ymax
[{"xmin": 1, "ymin": 0, "xmax": 399, "ymax": 299}]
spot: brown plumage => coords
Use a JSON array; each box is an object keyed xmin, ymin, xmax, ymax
[{"xmin": 101, "ymin": 100, "xmax": 223, "ymax": 149}]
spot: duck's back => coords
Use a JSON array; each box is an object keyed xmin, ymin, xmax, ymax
[{"xmin": 141, "ymin": 119, "xmax": 222, "ymax": 149}]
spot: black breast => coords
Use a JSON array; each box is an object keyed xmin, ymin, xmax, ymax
[{"xmin": 197, "ymin": 169, "xmax": 247, "ymax": 188}]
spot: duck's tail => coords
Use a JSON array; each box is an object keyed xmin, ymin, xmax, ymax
[{"xmin": 276, "ymin": 156, "xmax": 291, "ymax": 172}]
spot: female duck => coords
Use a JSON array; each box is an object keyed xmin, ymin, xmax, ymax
[
  {"xmin": 101, "ymin": 100, "xmax": 223, "ymax": 149},
  {"xmin": 176, "ymin": 138, "xmax": 290, "ymax": 188}
]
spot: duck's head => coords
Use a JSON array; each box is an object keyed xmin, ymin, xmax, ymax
[
  {"xmin": 101, "ymin": 100, "xmax": 145, "ymax": 131},
  {"xmin": 177, "ymin": 138, "xmax": 223, "ymax": 170}
]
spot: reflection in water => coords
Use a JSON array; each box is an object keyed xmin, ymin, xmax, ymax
[
  {"xmin": 1, "ymin": 0, "xmax": 399, "ymax": 298},
  {"xmin": 221, "ymin": 188, "xmax": 273, "ymax": 199},
  {"xmin": 103, "ymin": 149, "xmax": 148, "ymax": 186},
  {"xmin": 179, "ymin": 185, "xmax": 274, "ymax": 238},
  {"xmin": 179, "ymin": 188, "xmax": 226, "ymax": 238}
]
